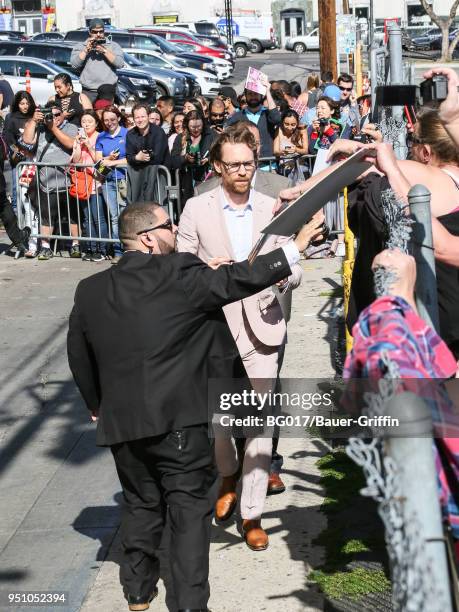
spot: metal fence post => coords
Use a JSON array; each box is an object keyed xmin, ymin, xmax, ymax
[
  {"xmin": 384, "ymin": 392, "xmax": 453, "ymax": 611},
  {"xmin": 388, "ymin": 23, "xmax": 407, "ymax": 159},
  {"xmin": 408, "ymin": 184, "xmax": 440, "ymax": 333}
]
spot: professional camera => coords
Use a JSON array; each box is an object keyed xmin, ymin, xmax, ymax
[
  {"xmin": 420, "ymin": 75, "xmax": 448, "ymax": 104},
  {"xmin": 36, "ymin": 107, "xmax": 53, "ymax": 123},
  {"xmin": 319, "ymin": 118, "xmax": 328, "ymax": 126},
  {"xmin": 91, "ymin": 37, "xmax": 106, "ymax": 48}
]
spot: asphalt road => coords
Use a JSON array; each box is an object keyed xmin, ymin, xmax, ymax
[{"xmin": 226, "ymin": 49, "xmax": 321, "ymax": 92}]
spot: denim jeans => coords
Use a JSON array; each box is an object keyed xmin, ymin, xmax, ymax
[
  {"xmin": 101, "ymin": 179, "xmax": 126, "ymax": 257},
  {"xmin": 81, "ymin": 193, "xmax": 108, "ymax": 254}
]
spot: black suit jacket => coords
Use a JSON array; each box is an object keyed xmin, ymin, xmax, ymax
[{"xmin": 67, "ymin": 248, "xmax": 291, "ymax": 446}]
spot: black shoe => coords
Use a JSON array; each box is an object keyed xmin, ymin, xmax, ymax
[
  {"xmin": 14, "ymin": 226, "xmax": 30, "ymax": 252},
  {"xmin": 178, "ymin": 609, "xmax": 211, "ymax": 611},
  {"xmin": 91, "ymin": 252, "xmax": 106, "ymax": 262},
  {"xmin": 82, "ymin": 250, "xmax": 93, "ymax": 262},
  {"xmin": 127, "ymin": 587, "xmax": 158, "ymax": 611}
]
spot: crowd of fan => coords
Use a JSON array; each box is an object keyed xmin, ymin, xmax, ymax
[{"xmin": 0, "ymin": 66, "xmax": 372, "ymax": 262}]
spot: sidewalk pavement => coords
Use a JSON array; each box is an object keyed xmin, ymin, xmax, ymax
[{"xmin": 0, "ymin": 241, "xmax": 342, "ymax": 612}]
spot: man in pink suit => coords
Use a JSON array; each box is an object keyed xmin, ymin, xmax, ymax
[{"xmin": 176, "ymin": 123, "xmax": 302, "ymax": 551}]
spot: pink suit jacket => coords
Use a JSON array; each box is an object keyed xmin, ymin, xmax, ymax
[{"xmin": 176, "ymin": 186, "xmax": 302, "ymax": 347}]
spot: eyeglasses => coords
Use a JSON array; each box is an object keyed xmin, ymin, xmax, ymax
[
  {"xmin": 136, "ymin": 219, "xmax": 173, "ymax": 235},
  {"xmin": 339, "ymin": 85, "xmax": 352, "ymax": 92},
  {"xmin": 52, "ymin": 111, "xmax": 62, "ymax": 117},
  {"xmin": 220, "ymin": 160, "xmax": 256, "ymax": 174}
]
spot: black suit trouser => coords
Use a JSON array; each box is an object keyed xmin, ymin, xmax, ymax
[{"xmin": 111, "ymin": 424, "xmax": 218, "ymax": 608}]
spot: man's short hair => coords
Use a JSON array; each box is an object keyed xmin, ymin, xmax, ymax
[
  {"xmin": 357, "ymin": 94, "xmax": 371, "ymax": 105},
  {"xmin": 338, "ymin": 73, "xmax": 354, "ymax": 86},
  {"xmin": 132, "ymin": 103, "xmax": 150, "ymax": 117},
  {"xmin": 157, "ymin": 95, "xmax": 174, "ymax": 107},
  {"xmin": 321, "ymin": 70, "xmax": 334, "ymax": 83},
  {"xmin": 209, "ymin": 123, "xmax": 258, "ymax": 166},
  {"xmin": 119, "ymin": 202, "xmax": 161, "ymax": 243},
  {"xmin": 209, "ymin": 97, "xmax": 225, "ymax": 112}
]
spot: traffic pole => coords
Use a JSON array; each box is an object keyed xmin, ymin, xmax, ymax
[{"xmin": 25, "ymin": 69, "xmax": 31, "ymax": 94}]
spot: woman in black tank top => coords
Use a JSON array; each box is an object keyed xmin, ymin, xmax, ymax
[{"xmin": 48, "ymin": 73, "xmax": 93, "ymax": 126}]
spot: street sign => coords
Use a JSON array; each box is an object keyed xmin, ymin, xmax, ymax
[{"xmin": 336, "ymin": 14, "xmax": 356, "ymax": 54}]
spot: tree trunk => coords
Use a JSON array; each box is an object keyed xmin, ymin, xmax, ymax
[{"xmin": 441, "ymin": 25, "xmax": 450, "ymax": 61}]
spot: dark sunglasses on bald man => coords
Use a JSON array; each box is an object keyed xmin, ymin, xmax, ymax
[{"xmin": 136, "ymin": 219, "xmax": 173, "ymax": 235}]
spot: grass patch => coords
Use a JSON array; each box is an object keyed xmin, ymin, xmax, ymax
[
  {"xmin": 309, "ymin": 450, "xmax": 391, "ymax": 602},
  {"xmin": 310, "ymin": 568, "xmax": 391, "ymax": 601}
]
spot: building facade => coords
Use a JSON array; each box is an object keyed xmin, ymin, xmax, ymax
[
  {"xmin": 0, "ymin": 0, "xmax": 456, "ymax": 38},
  {"xmin": 0, "ymin": 0, "xmax": 57, "ymax": 36}
]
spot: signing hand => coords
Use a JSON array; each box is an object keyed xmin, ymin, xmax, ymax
[
  {"xmin": 208, "ymin": 256, "xmax": 233, "ymax": 270},
  {"xmin": 294, "ymin": 210, "xmax": 326, "ymax": 252},
  {"xmin": 327, "ymin": 138, "xmax": 362, "ymax": 161}
]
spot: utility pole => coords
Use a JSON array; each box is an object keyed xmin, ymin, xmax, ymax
[
  {"xmin": 224, "ymin": 0, "xmax": 233, "ymax": 46},
  {"xmin": 319, "ymin": 0, "xmax": 338, "ymax": 81}
]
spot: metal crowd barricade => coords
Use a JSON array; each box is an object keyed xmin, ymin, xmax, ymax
[{"xmin": 15, "ymin": 161, "xmax": 180, "ymax": 253}]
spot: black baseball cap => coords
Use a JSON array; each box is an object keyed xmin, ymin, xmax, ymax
[
  {"xmin": 89, "ymin": 18, "xmax": 105, "ymax": 31},
  {"xmin": 218, "ymin": 86, "xmax": 238, "ymax": 107}
]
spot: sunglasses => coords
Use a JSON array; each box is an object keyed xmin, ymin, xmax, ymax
[
  {"xmin": 211, "ymin": 112, "xmax": 225, "ymax": 118},
  {"xmin": 52, "ymin": 111, "xmax": 62, "ymax": 117},
  {"xmin": 136, "ymin": 219, "xmax": 173, "ymax": 235},
  {"xmin": 339, "ymin": 86, "xmax": 352, "ymax": 92},
  {"xmin": 91, "ymin": 29, "xmax": 105, "ymax": 34}
]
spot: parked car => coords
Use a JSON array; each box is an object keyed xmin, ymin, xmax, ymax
[
  {"xmin": 130, "ymin": 28, "xmax": 233, "ymax": 78},
  {"xmin": 0, "ymin": 56, "xmax": 80, "ymax": 105},
  {"xmin": 144, "ymin": 35, "xmax": 219, "ymax": 76},
  {"xmin": 412, "ymin": 26, "xmax": 459, "ymax": 51},
  {"xmin": 285, "ymin": 28, "xmax": 320, "ymax": 53},
  {"xmin": 126, "ymin": 48, "xmax": 219, "ymax": 97},
  {"xmin": 167, "ymin": 20, "xmax": 258, "ymax": 56},
  {"xmin": 0, "ymin": 41, "xmax": 157, "ymax": 103},
  {"xmin": 31, "ymin": 32, "xmax": 65, "ymax": 42},
  {"xmin": 122, "ymin": 52, "xmax": 199, "ymax": 100},
  {"xmin": 0, "ymin": 30, "xmax": 28, "ymax": 40},
  {"xmin": 130, "ymin": 26, "xmax": 231, "ymax": 61}
]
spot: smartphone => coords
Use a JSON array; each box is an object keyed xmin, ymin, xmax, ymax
[
  {"xmin": 77, "ymin": 128, "xmax": 86, "ymax": 138},
  {"xmin": 111, "ymin": 148, "xmax": 120, "ymax": 156}
]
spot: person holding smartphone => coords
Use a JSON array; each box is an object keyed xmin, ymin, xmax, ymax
[
  {"xmin": 273, "ymin": 109, "xmax": 308, "ymax": 157},
  {"xmin": 95, "ymin": 105, "xmax": 129, "ymax": 263}
]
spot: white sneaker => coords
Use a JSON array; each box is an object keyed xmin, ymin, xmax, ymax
[{"xmin": 336, "ymin": 242, "xmax": 346, "ymax": 258}]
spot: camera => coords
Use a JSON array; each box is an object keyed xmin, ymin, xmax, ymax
[
  {"xmin": 353, "ymin": 133, "xmax": 371, "ymax": 144},
  {"xmin": 420, "ymin": 75, "xmax": 448, "ymax": 104},
  {"xmin": 36, "ymin": 107, "xmax": 53, "ymax": 123},
  {"xmin": 319, "ymin": 118, "xmax": 328, "ymax": 126},
  {"xmin": 91, "ymin": 37, "xmax": 106, "ymax": 48},
  {"xmin": 142, "ymin": 149, "xmax": 154, "ymax": 160}
]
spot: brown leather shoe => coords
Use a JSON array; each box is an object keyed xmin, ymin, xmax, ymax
[
  {"xmin": 242, "ymin": 519, "xmax": 269, "ymax": 551},
  {"xmin": 215, "ymin": 473, "xmax": 238, "ymax": 522},
  {"xmin": 267, "ymin": 472, "xmax": 286, "ymax": 495}
]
